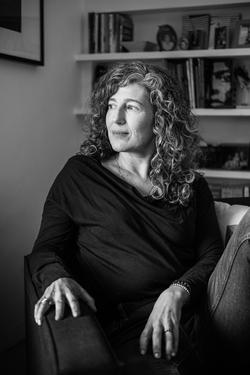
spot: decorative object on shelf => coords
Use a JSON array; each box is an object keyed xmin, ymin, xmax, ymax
[
  {"xmin": 122, "ymin": 41, "xmax": 158, "ymax": 52},
  {"xmin": 178, "ymin": 36, "xmax": 190, "ymax": 50},
  {"xmin": 182, "ymin": 14, "xmax": 210, "ymax": 49},
  {"xmin": 156, "ymin": 24, "xmax": 177, "ymax": 51},
  {"xmin": 214, "ymin": 26, "xmax": 229, "ymax": 49},
  {"xmin": 205, "ymin": 59, "xmax": 235, "ymax": 108},
  {"xmin": 234, "ymin": 62, "xmax": 250, "ymax": 107},
  {"xmin": 0, "ymin": 0, "xmax": 44, "ymax": 65},
  {"xmin": 201, "ymin": 143, "xmax": 250, "ymax": 171},
  {"xmin": 233, "ymin": 19, "xmax": 250, "ymax": 48},
  {"xmin": 208, "ymin": 14, "xmax": 241, "ymax": 49}
]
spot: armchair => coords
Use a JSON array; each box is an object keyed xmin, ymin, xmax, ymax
[{"xmin": 25, "ymin": 197, "xmax": 250, "ymax": 375}]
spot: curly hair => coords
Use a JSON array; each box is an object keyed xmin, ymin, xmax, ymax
[{"xmin": 80, "ymin": 61, "xmax": 202, "ymax": 205}]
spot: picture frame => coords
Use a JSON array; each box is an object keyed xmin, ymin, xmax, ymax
[
  {"xmin": 205, "ymin": 59, "xmax": 235, "ymax": 108},
  {"xmin": 233, "ymin": 19, "xmax": 250, "ymax": 48},
  {"xmin": 214, "ymin": 26, "xmax": 229, "ymax": 49},
  {"xmin": 156, "ymin": 24, "xmax": 177, "ymax": 51},
  {"xmin": 0, "ymin": 0, "xmax": 44, "ymax": 65}
]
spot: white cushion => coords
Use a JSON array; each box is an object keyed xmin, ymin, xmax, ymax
[{"xmin": 214, "ymin": 201, "xmax": 249, "ymax": 246}]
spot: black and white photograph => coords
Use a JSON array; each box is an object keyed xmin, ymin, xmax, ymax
[
  {"xmin": 1, "ymin": 2, "xmax": 250, "ymax": 375},
  {"xmin": 233, "ymin": 19, "xmax": 250, "ymax": 48}
]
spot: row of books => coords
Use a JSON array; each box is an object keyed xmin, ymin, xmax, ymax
[
  {"xmin": 200, "ymin": 144, "xmax": 250, "ymax": 171},
  {"xmin": 166, "ymin": 58, "xmax": 250, "ymax": 109},
  {"xmin": 167, "ymin": 58, "xmax": 207, "ymax": 108},
  {"xmin": 209, "ymin": 183, "xmax": 250, "ymax": 199},
  {"xmin": 88, "ymin": 12, "xmax": 133, "ymax": 53},
  {"xmin": 182, "ymin": 13, "xmax": 241, "ymax": 50}
]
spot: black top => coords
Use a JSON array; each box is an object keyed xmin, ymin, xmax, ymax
[{"xmin": 29, "ymin": 155, "xmax": 223, "ymax": 307}]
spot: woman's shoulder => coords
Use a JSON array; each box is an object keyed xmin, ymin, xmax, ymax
[
  {"xmin": 62, "ymin": 154, "xmax": 100, "ymax": 173},
  {"xmin": 52, "ymin": 154, "xmax": 100, "ymax": 185},
  {"xmin": 47, "ymin": 154, "xmax": 101, "ymax": 199}
]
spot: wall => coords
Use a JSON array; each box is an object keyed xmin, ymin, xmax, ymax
[{"xmin": 0, "ymin": 0, "xmax": 86, "ymax": 352}]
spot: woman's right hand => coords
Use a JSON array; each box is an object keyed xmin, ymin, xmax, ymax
[{"xmin": 34, "ymin": 277, "xmax": 97, "ymax": 326}]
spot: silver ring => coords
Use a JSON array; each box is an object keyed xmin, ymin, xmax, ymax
[
  {"xmin": 164, "ymin": 329, "xmax": 173, "ymax": 334},
  {"xmin": 40, "ymin": 296, "xmax": 49, "ymax": 304}
]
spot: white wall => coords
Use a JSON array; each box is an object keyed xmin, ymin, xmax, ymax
[{"xmin": 0, "ymin": 0, "xmax": 86, "ymax": 352}]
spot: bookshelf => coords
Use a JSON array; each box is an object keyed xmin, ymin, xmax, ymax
[
  {"xmin": 75, "ymin": 48, "xmax": 250, "ymax": 61},
  {"xmin": 76, "ymin": 0, "xmax": 250, "ymax": 196}
]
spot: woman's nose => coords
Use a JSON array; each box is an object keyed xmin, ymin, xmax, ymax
[{"xmin": 114, "ymin": 107, "xmax": 126, "ymax": 125}]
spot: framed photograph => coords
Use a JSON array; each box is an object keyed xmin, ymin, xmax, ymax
[
  {"xmin": 0, "ymin": 0, "xmax": 44, "ymax": 65},
  {"xmin": 205, "ymin": 59, "xmax": 235, "ymax": 108},
  {"xmin": 214, "ymin": 26, "xmax": 229, "ymax": 49},
  {"xmin": 233, "ymin": 19, "xmax": 250, "ymax": 48},
  {"xmin": 156, "ymin": 24, "xmax": 177, "ymax": 51}
]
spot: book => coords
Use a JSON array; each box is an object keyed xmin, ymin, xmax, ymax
[
  {"xmin": 94, "ymin": 12, "xmax": 100, "ymax": 53},
  {"xmin": 185, "ymin": 59, "xmax": 195, "ymax": 108},
  {"xmin": 88, "ymin": 12, "xmax": 95, "ymax": 53},
  {"xmin": 100, "ymin": 13, "xmax": 109, "ymax": 53}
]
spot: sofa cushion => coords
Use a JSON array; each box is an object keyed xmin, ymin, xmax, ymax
[{"xmin": 214, "ymin": 201, "xmax": 249, "ymax": 246}]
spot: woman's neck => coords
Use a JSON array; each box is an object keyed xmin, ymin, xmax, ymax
[{"xmin": 116, "ymin": 152, "xmax": 152, "ymax": 181}]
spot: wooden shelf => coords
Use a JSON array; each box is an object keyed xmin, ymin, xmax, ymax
[
  {"xmin": 74, "ymin": 108, "xmax": 250, "ymax": 117},
  {"xmin": 199, "ymin": 169, "xmax": 250, "ymax": 179},
  {"xmin": 193, "ymin": 108, "xmax": 250, "ymax": 116},
  {"xmin": 75, "ymin": 48, "xmax": 250, "ymax": 62}
]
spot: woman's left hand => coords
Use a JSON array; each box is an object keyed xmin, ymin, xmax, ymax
[{"xmin": 139, "ymin": 285, "xmax": 190, "ymax": 360}]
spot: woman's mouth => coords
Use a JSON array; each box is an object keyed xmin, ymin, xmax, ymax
[{"xmin": 112, "ymin": 131, "xmax": 129, "ymax": 136}]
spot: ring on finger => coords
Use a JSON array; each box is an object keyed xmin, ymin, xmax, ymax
[
  {"xmin": 164, "ymin": 329, "xmax": 173, "ymax": 334},
  {"xmin": 40, "ymin": 296, "xmax": 53, "ymax": 305}
]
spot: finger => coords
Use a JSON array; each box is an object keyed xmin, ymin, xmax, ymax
[
  {"xmin": 79, "ymin": 288, "xmax": 97, "ymax": 312},
  {"xmin": 35, "ymin": 297, "xmax": 51, "ymax": 325},
  {"xmin": 165, "ymin": 329, "xmax": 174, "ymax": 360},
  {"xmin": 54, "ymin": 297, "xmax": 65, "ymax": 320},
  {"xmin": 66, "ymin": 293, "xmax": 81, "ymax": 317},
  {"xmin": 152, "ymin": 325, "xmax": 162, "ymax": 359},
  {"xmin": 140, "ymin": 322, "xmax": 152, "ymax": 355}
]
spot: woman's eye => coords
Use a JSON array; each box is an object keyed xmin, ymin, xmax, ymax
[
  {"xmin": 127, "ymin": 104, "xmax": 139, "ymax": 111},
  {"xmin": 107, "ymin": 103, "xmax": 115, "ymax": 109}
]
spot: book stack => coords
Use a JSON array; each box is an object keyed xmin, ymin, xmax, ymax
[
  {"xmin": 88, "ymin": 12, "xmax": 134, "ymax": 53},
  {"xmin": 166, "ymin": 58, "xmax": 205, "ymax": 108},
  {"xmin": 209, "ymin": 183, "xmax": 250, "ymax": 199}
]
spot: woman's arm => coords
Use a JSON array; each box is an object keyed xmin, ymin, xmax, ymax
[
  {"xmin": 29, "ymin": 196, "xmax": 76, "ymax": 291},
  {"xmin": 28, "ymin": 160, "xmax": 97, "ymax": 323},
  {"xmin": 173, "ymin": 176, "xmax": 224, "ymax": 303}
]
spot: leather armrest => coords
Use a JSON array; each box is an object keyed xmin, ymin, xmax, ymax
[{"xmin": 24, "ymin": 256, "xmax": 122, "ymax": 375}]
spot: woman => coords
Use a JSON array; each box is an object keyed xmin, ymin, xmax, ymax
[{"xmin": 29, "ymin": 61, "xmax": 223, "ymax": 374}]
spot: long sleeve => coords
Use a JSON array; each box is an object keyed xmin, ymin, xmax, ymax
[
  {"xmin": 28, "ymin": 164, "xmax": 78, "ymax": 293},
  {"xmin": 175, "ymin": 176, "xmax": 223, "ymax": 303}
]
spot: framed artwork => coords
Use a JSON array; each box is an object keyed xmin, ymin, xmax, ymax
[
  {"xmin": 0, "ymin": 0, "xmax": 44, "ymax": 65},
  {"xmin": 214, "ymin": 26, "xmax": 229, "ymax": 49},
  {"xmin": 156, "ymin": 25, "xmax": 177, "ymax": 51},
  {"xmin": 233, "ymin": 19, "xmax": 250, "ymax": 48},
  {"xmin": 205, "ymin": 59, "xmax": 235, "ymax": 108}
]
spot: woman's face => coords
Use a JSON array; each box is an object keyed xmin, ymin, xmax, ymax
[{"xmin": 106, "ymin": 83, "xmax": 155, "ymax": 156}]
